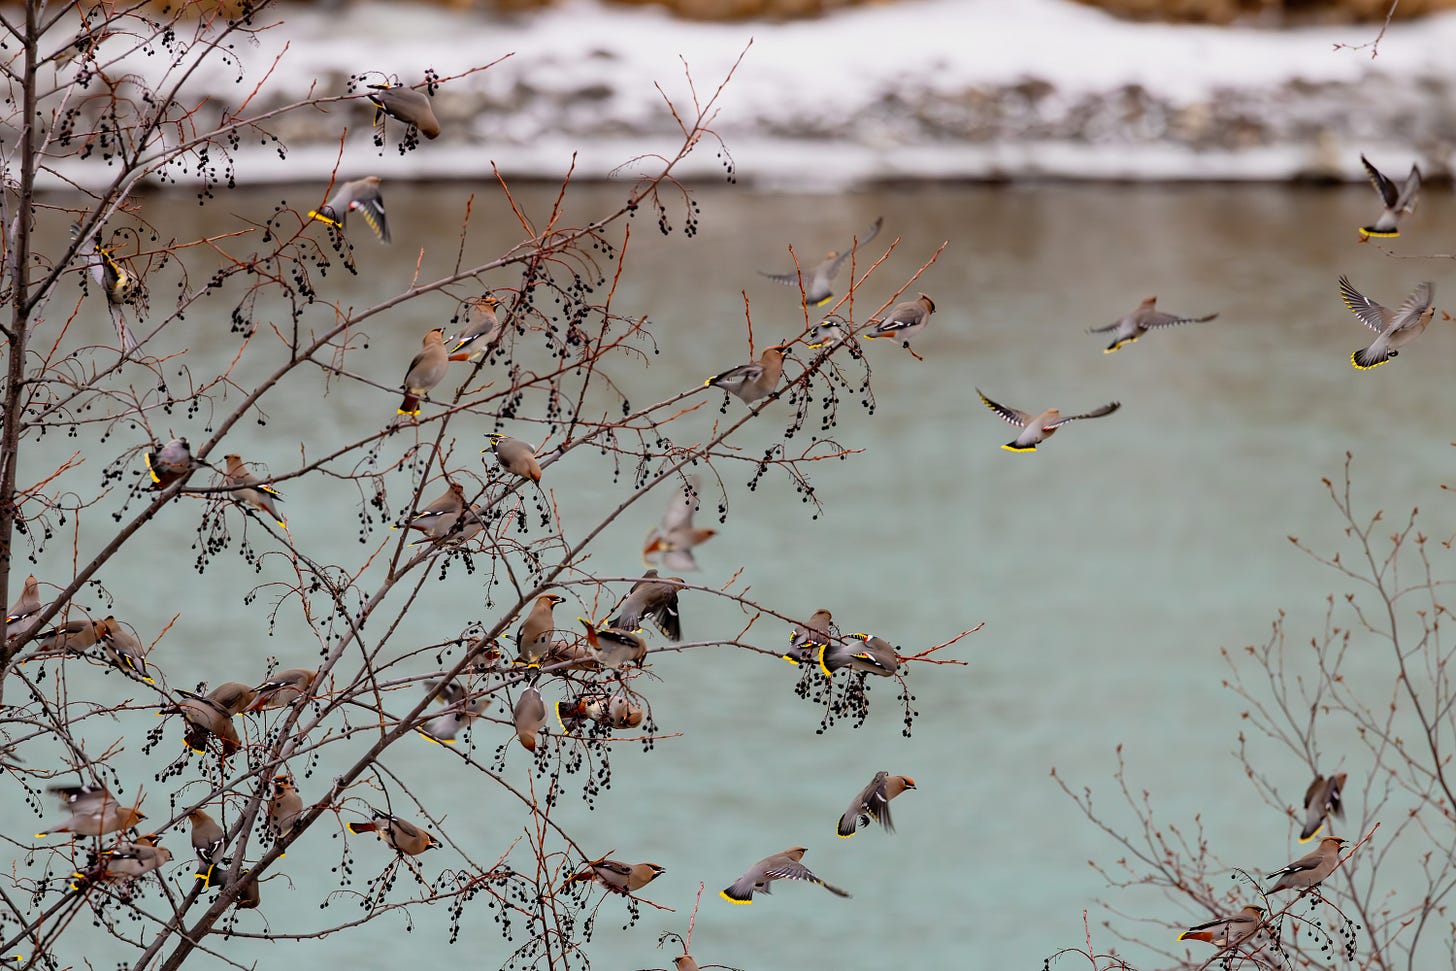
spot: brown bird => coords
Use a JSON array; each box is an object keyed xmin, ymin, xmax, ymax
[
  {"xmin": 863, "ymin": 293, "xmax": 936, "ymax": 358},
  {"xmin": 222, "ymin": 454, "xmax": 286, "ymax": 528},
  {"xmin": 705, "ymin": 344, "xmax": 790, "ymax": 405},
  {"xmin": 721, "ymin": 846, "xmax": 850, "ymax": 904},
  {"xmin": 267, "ymin": 775, "xmax": 303, "ymax": 842},
  {"xmin": 96, "ymin": 616, "xmax": 154, "ymax": 683},
  {"xmin": 818, "ymin": 632, "xmax": 899, "ymax": 678},
  {"xmin": 673, "ymin": 958, "xmax": 700, "ymax": 971},
  {"xmin": 784, "ymin": 608, "xmax": 834, "ymax": 665},
  {"xmin": 607, "ymin": 694, "xmax": 645, "ymax": 729},
  {"xmin": 162, "ymin": 689, "xmax": 242, "ymax": 756},
  {"xmin": 1267, "ymin": 836, "xmax": 1346, "ymax": 893},
  {"xmin": 837, "ymin": 771, "xmax": 916, "ymax": 837},
  {"xmin": 309, "ymin": 175, "xmax": 390, "ymax": 244},
  {"xmin": 486, "ymin": 433, "xmax": 542, "ymax": 483},
  {"xmin": 4, "ymin": 574, "xmax": 43, "ymax": 644},
  {"xmin": 449, "ymin": 293, "xmax": 504, "ymax": 361},
  {"xmin": 226, "ymin": 868, "xmax": 262, "ymax": 909},
  {"xmin": 31, "ymin": 617, "xmax": 105, "ymax": 655},
  {"xmin": 144, "ymin": 438, "xmax": 204, "ymax": 489},
  {"xmin": 643, "ymin": 476, "xmax": 717, "ymax": 572},
  {"xmin": 1179, "ymin": 905, "xmax": 1266, "ymax": 947},
  {"xmin": 367, "ymin": 82, "xmax": 441, "ymax": 139},
  {"xmin": 514, "ymin": 685, "xmax": 548, "ymax": 752},
  {"xmin": 247, "ymin": 668, "xmax": 316, "ymax": 712},
  {"xmin": 517, "ymin": 594, "xmax": 566, "ymax": 665},
  {"xmin": 404, "ymin": 481, "xmax": 483, "ymax": 546},
  {"xmin": 207, "ymin": 681, "xmax": 258, "ymax": 715},
  {"xmin": 978, "ymin": 389, "xmax": 1121, "ymax": 453},
  {"xmin": 1299, "ymin": 772, "xmax": 1347, "ymax": 842},
  {"xmin": 610, "ymin": 570, "xmax": 683, "ymax": 641},
  {"xmin": 1087, "ymin": 296, "xmax": 1218, "ymax": 353},
  {"xmin": 187, "ymin": 808, "xmax": 227, "ymax": 887},
  {"xmin": 399, "ymin": 328, "xmax": 448, "ymax": 416},
  {"xmin": 347, "ymin": 810, "xmax": 439, "ymax": 856},
  {"xmin": 567, "ymin": 856, "xmax": 666, "ymax": 894},
  {"xmin": 71, "ymin": 834, "xmax": 171, "ymax": 892},
  {"xmin": 579, "ymin": 618, "xmax": 647, "ymax": 671},
  {"xmin": 37, "ymin": 783, "xmax": 145, "ymax": 838}
]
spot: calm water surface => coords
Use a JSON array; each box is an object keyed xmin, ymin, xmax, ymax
[{"xmin": 10, "ymin": 179, "xmax": 1454, "ymax": 969}]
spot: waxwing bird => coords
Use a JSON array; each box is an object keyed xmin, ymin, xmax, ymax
[
  {"xmin": 863, "ymin": 293, "xmax": 936, "ymax": 358},
  {"xmin": 145, "ymin": 437, "xmax": 204, "ymax": 489},
  {"xmin": 517, "ymin": 594, "xmax": 566, "ymax": 665},
  {"xmin": 1267, "ymin": 836, "xmax": 1346, "ymax": 893},
  {"xmin": 568, "ymin": 856, "xmax": 666, "ymax": 894},
  {"xmin": 555, "ymin": 691, "xmax": 609, "ymax": 733},
  {"xmin": 1299, "ymin": 772, "xmax": 1347, "ymax": 842},
  {"xmin": 208, "ymin": 682, "xmax": 258, "ymax": 716},
  {"xmin": 643, "ymin": 476, "xmax": 717, "ymax": 572},
  {"xmin": 705, "ymin": 344, "xmax": 790, "ymax": 405},
  {"xmin": 267, "ymin": 775, "xmax": 303, "ymax": 840},
  {"xmin": 514, "ymin": 685, "xmax": 547, "ymax": 752},
  {"xmin": 71, "ymin": 834, "xmax": 171, "ymax": 892},
  {"xmin": 606, "ymin": 693, "xmax": 645, "ymax": 729},
  {"xmin": 784, "ymin": 608, "xmax": 834, "ymax": 665},
  {"xmin": 674, "ymin": 958, "xmax": 700, "ymax": 971},
  {"xmin": 404, "ymin": 481, "xmax": 466, "ymax": 540},
  {"xmin": 71, "ymin": 227, "xmax": 137, "ymax": 350},
  {"xmin": 486, "ymin": 433, "xmax": 543, "ymax": 483},
  {"xmin": 579, "ymin": 618, "xmax": 647, "ymax": 671},
  {"xmin": 1360, "ymin": 154, "xmax": 1421, "ymax": 239},
  {"xmin": 759, "ymin": 216, "xmax": 883, "ymax": 306},
  {"xmin": 227, "ymin": 868, "xmax": 262, "ymax": 909},
  {"xmin": 819, "ymin": 632, "xmax": 899, "ymax": 678},
  {"xmin": 1338, "ymin": 276, "xmax": 1436, "ymax": 370},
  {"xmin": 417, "ymin": 680, "xmax": 487, "ymax": 744},
  {"xmin": 1087, "ymin": 296, "xmax": 1218, "ymax": 353},
  {"xmin": 367, "ymin": 82, "xmax": 440, "ymax": 139},
  {"xmin": 187, "ymin": 809, "xmax": 227, "ymax": 887},
  {"xmin": 162, "ymin": 689, "xmax": 242, "ymax": 756},
  {"xmin": 610, "ymin": 570, "xmax": 683, "ymax": 641},
  {"xmin": 222, "ymin": 454, "xmax": 286, "ymax": 529},
  {"xmin": 721, "ymin": 846, "xmax": 850, "ymax": 904},
  {"xmin": 837, "ymin": 771, "xmax": 916, "ymax": 837},
  {"xmin": 399, "ymin": 328, "xmax": 449, "ymax": 416},
  {"xmin": 97, "ymin": 616, "xmax": 153, "ymax": 683},
  {"xmin": 805, "ymin": 314, "xmax": 847, "ymax": 349},
  {"xmin": 346, "ymin": 810, "xmax": 439, "ymax": 856},
  {"xmin": 247, "ymin": 668, "xmax": 316, "ymax": 711},
  {"xmin": 309, "ymin": 175, "xmax": 390, "ymax": 244},
  {"xmin": 5, "ymin": 575, "xmax": 42, "ymax": 643},
  {"xmin": 1179, "ymin": 905, "xmax": 1265, "ymax": 947},
  {"xmin": 32, "ymin": 617, "xmax": 105, "ymax": 655},
  {"xmin": 978, "ymin": 389, "xmax": 1120, "ymax": 452},
  {"xmin": 449, "ymin": 293, "xmax": 504, "ymax": 361},
  {"xmin": 37, "ymin": 784, "xmax": 145, "ymax": 838}
]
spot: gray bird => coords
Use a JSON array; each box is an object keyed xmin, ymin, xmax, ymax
[
  {"xmin": 720, "ymin": 846, "xmax": 850, "ymax": 904},
  {"xmin": 567, "ymin": 857, "xmax": 666, "ymax": 894},
  {"xmin": 783, "ymin": 608, "xmax": 834, "ymax": 666},
  {"xmin": 449, "ymin": 294, "xmax": 503, "ymax": 361},
  {"xmin": 71, "ymin": 227, "xmax": 136, "ymax": 350},
  {"xmin": 32, "ymin": 618, "xmax": 105, "ymax": 655},
  {"xmin": 643, "ymin": 476, "xmax": 717, "ymax": 572},
  {"xmin": 72, "ymin": 834, "xmax": 171, "ymax": 891},
  {"xmin": 805, "ymin": 314, "xmax": 848, "ymax": 349},
  {"xmin": 309, "ymin": 175, "xmax": 390, "ymax": 244},
  {"xmin": 610, "ymin": 570, "xmax": 682, "ymax": 641},
  {"xmin": 1299, "ymin": 772, "xmax": 1347, "ymax": 843},
  {"xmin": 1267, "ymin": 836, "xmax": 1346, "ymax": 893},
  {"xmin": 1179, "ymin": 905, "xmax": 1266, "ymax": 947},
  {"xmin": 837, "ymin": 770, "xmax": 916, "ymax": 837},
  {"xmin": 978, "ymin": 389, "xmax": 1120, "ymax": 453},
  {"xmin": 514, "ymin": 685, "xmax": 548, "ymax": 752},
  {"xmin": 1360, "ymin": 154, "xmax": 1421, "ymax": 239},
  {"xmin": 399, "ymin": 328, "xmax": 448, "ymax": 415},
  {"xmin": 417, "ymin": 680, "xmax": 487, "ymax": 744},
  {"xmin": 705, "ymin": 345, "xmax": 790, "ymax": 405},
  {"xmin": 759, "ymin": 216, "xmax": 883, "ymax": 306},
  {"xmin": 97, "ymin": 615, "xmax": 153, "ymax": 683},
  {"xmin": 347, "ymin": 811, "xmax": 439, "ymax": 856},
  {"xmin": 5, "ymin": 575, "xmax": 43, "ymax": 644},
  {"xmin": 404, "ymin": 481, "xmax": 466, "ymax": 541},
  {"xmin": 674, "ymin": 957, "xmax": 700, "ymax": 971},
  {"xmin": 487, "ymin": 433, "xmax": 543, "ymax": 483},
  {"xmin": 222, "ymin": 454, "xmax": 286, "ymax": 529},
  {"xmin": 145, "ymin": 438, "xmax": 205, "ymax": 489},
  {"xmin": 188, "ymin": 808, "xmax": 227, "ymax": 887},
  {"xmin": 1338, "ymin": 276, "xmax": 1436, "ymax": 370},
  {"xmin": 1087, "ymin": 296, "xmax": 1218, "ymax": 353},
  {"xmin": 819, "ymin": 632, "xmax": 899, "ymax": 678},
  {"xmin": 367, "ymin": 83, "xmax": 440, "ymax": 139},
  {"xmin": 863, "ymin": 293, "xmax": 936, "ymax": 357}
]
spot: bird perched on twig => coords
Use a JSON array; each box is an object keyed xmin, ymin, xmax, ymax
[
  {"xmin": 819, "ymin": 632, "xmax": 900, "ymax": 678},
  {"xmin": 758, "ymin": 216, "xmax": 883, "ymax": 306},
  {"xmin": 579, "ymin": 618, "xmax": 647, "ymax": 671},
  {"xmin": 97, "ymin": 616, "xmax": 153, "ymax": 683},
  {"xmin": 31, "ymin": 617, "xmax": 105, "ymax": 656},
  {"xmin": 222, "ymin": 454, "xmax": 287, "ymax": 529},
  {"xmin": 449, "ymin": 293, "xmax": 504, "ymax": 361},
  {"xmin": 863, "ymin": 293, "xmax": 936, "ymax": 359},
  {"xmin": 610, "ymin": 570, "xmax": 683, "ymax": 641},
  {"xmin": 398, "ymin": 328, "xmax": 448, "ymax": 416},
  {"xmin": 187, "ymin": 809, "xmax": 227, "ymax": 888},
  {"xmin": 309, "ymin": 175, "xmax": 390, "ymax": 244},
  {"xmin": 1359, "ymin": 154, "xmax": 1421, "ymax": 239},
  {"xmin": 160, "ymin": 688, "xmax": 243, "ymax": 756},
  {"xmin": 977, "ymin": 389, "xmax": 1120, "ymax": 453},
  {"xmin": 144, "ymin": 438, "xmax": 206, "ymax": 489},
  {"xmin": 4, "ymin": 575, "xmax": 44, "ymax": 645},
  {"xmin": 784, "ymin": 608, "xmax": 834, "ymax": 666},
  {"xmin": 516, "ymin": 594, "xmax": 566, "ymax": 665},
  {"xmin": 1178, "ymin": 905, "xmax": 1266, "ymax": 947},
  {"xmin": 267, "ymin": 775, "xmax": 303, "ymax": 842},
  {"xmin": 36, "ymin": 783, "xmax": 146, "ymax": 838},
  {"xmin": 70, "ymin": 834, "xmax": 170, "ymax": 894},
  {"xmin": 721, "ymin": 846, "xmax": 850, "ymax": 904},
  {"xmin": 514, "ymin": 686, "xmax": 548, "ymax": 752},
  {"xmin": 1087, "ymin": 296, "xmax": 1218, "ymax": 353},
  {"xmin": 1338, "ymin": 276, "xmax": 1437, "ymax": 370},
  {"xmin": 247, "ymin": 668, "xmax": 316, "ymax": 712},
  {"xmin": 837, "ymin": 771, "xmax": 916, "ymax": 837},
  {"xmin": 567, "ymin": 856, "xmax": 666, "ymax": 895},
  {"xmin": 71, "ymin": 225, "xmax": 137, "ymax": 350},
  {"xmin": 1299, "ymin": 772, "xmax": 1347, "ymax": 842},
  {"xmin": 1266, "ymin": 836, "xmax": 1346, "ymax": 893},
  {"xmin": 643, "ymin": 476, "xmax": 717, "ymax": 572},
  {"xmin": 705, "ymin": 345, "xmax": 790, "ymax": 405},
  {"xmin": 417, "ymin": 680, "xmax": 488, "ymax": 744},
  {"xmin": 347, "ymin": 810, "xmax": 440, "ymax": 856},
  {"xmin": 486, "ymin": 433, "xmax": 543, "ymax": 483},
  {"xmin": 367, "ymin": 82, "xmax": 440, "ymax": 139}
]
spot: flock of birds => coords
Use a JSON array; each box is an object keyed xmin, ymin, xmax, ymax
[{"xmin": 7, "ymin": 68, "xmax": 1436, "ymax": 966}]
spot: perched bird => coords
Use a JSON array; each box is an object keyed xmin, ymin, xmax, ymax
[
  {"xmin": 403, "ymin": 481, "xmax": 466, "ymax": 541},
  {"xmin": 346, "ymin": 810, "xmax": 440, "ymax": 856},
  {"xmin": 71, "ymin": 834, "xmax": 170, "ymax": 892},
  {"xmin": 222, "ymin": 454, "xmax": 286, "ymax": 528},
  {"xmin": 162, "ymin": 689, "xmax": 242, "ymax": 756},
  {"xmin": 226, "ymin": 868, "xmax": 262, "ymax": 909},
  {"xmin": 4, "ymin": 575, "xmax": 43, "ymax": 644},
  {"xmin": 819, "ymin": 632, "xmax": 899, "ymax": 678},
  {"xmin": 417, "ymin": 680, "xmax": 487, "ymax": 744},
  {"xmin": 267, "ymin": 775, "xmax": 303, "ymax": 841},
  {"xmin": 367, "ymin": 82, "xmax": 440, "ymax": 139},
  {"xmin": 486, "ymin": 433, "xmax": 543, "ymax": 483},
  {"xmin": 721, "ymin": 846, "xmax": 850, "ymax": 904},
  {"xmin": 247, "ymin": 668, "xmax": 316, "ymax": 712},
  {"xmin": 1359, "ymin": 154, "xmax": 1421, "ymax": 239},
  {"xmin": 606, "ymin": 694, "xmax": 645, "ymax": 729},
  {"xmin": 784, "ymin": 608, "xmax": 834, "ymax": 665},
  {"xmin": 568, "ymin": 857, "xmax": 666, "ymax": 894},
  {"xmin": 555, "ymin": 691, "xmax": 609, "ymax": 734},
  {"xmin": 1299, "ymin": 772, "xmax": 1347, "ymax": 842},
  {"xmin": 805, "ymin": 314, "xmax": 848, "ymax": 349},
  {"xmin": 398, "ymin": 328, "xmax": 448, "ymax": 416},
  {"xmin": 610, "ymin": 570, "xmax": 683, "ymax": 641},
  {"xmin": 1337, "ymin": 276, "xmax": 1436, "ymax": 370},
  {"xmin": 449, "ymin": 293, "xmax": 504, "ymax": 361},
  {"xmin": 705, "ymin": 344, "xmax": 790, "ymax": 405},
  {"xmin": 837, "ymin": 771, "xmax": 916, "ymax": 837},
  {"xmin": 1266, "ymin": 836, "xmax": 1346, "ymax": 894},
  {"xmin": 37, "ymin": 783, "xmax": 145, "ymax": 838},
  {"xmin": 71, "ymin": 227, "xmax": 136, "ymax": 350},
  {"xmin": 643, "ymin": 476, "xmax": 717, "ymax": 571},
  {"xmin": 187, "ymin": 809, "xmax": 227, "ymax": 887},
  {"xmin": 977, "ymin": 389, "xmax": 1121, "ymax": 453},
  {"xmin": 31, "ymin": 618, "xmax": 105, "ymax": 655},
  {"xmin": 758, "ymin": 216, "xmax": 883, "ymax": 306},
  {"xmin": 863, "ymin": 293, "xmax": 936, "ymax": 357},
  {"xmin": 1179, "ymin": 905, "xmax": 1266, "ymax": 947},
  {"xmin": 1087, "ymin": 296, "xmax": 1218, "ymax": 353},
  {"xmin": 514, "ymin": 685, "xmax": 547, "ymax": 752},
  {"xmin": 579, "ymin": 618, "xmax": 647, "ymax": 671},
  {"xmin": 674, "ymin": 958, "xmax": 700, "ymax": 971},
  {"xmin": 144, "ymin": 438, "xmax": 203, "ymax": 489},
  {"xmin": 97, "ymin": 616, "xmax": 153, "ymax": 683},
  {"xmin": 516, "ymin": 594, "xmax": 566, "ymax": 665},
  {"xmin": 207, "ymin": 682, "xmax": 258, "ymax": 716},
  {"xmin": 309, "ymin": 175, "xmax": 390, "ymax": 244}
]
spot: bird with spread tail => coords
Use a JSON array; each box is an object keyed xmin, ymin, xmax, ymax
[
  {"xmin": 758, "ymin": 216, "xmax": 883, "ymax": 306},
  {"xmin": 1178, "ymin": 905, "xmax": 1266, "ymax": 947},
  {"xmin": 398, "ymin": 328, "xmax": 448, "ymax": 416},
  {"xmin": 1359, "ymin": 154, "xmax": 1421, "ymax": 239},
  {"xmin": 1266, "ymin": 836, "xmax": 1346, "ymax": 893},
  {"xmin": 705, "ymin": 344, "xmax": 790, "ymax": 405},
  {"xmin": 222, "ymin": 454, "xmax": 286, "ymax": 528},
  {"xmin": 1299, "ymin": 772, "xmax": 1347, "ymax": 842},
  {"xmin": 721, "ymin": 846, "xmax": 850, "ymax": 904},
  {"xmin": 309, "ymin": 176, "xmax": 390, "ymax": 244},
  {"xmin": 567, "ymin": 857, "xmax": 666, "ymax": 895},
  {"xmin": 819, "ymin": 632, "xmax": 899, "ymax": 678},
  {"xmin": 978, "ymin": 389, "xmax": 1120, "ymax": 452},
  {"xmin": 837, "ymin": 771, "xmax": 916, "ymax": 837},
  {"xmin": 643, "ymin": 476, "xmax": 717, "ymax": 571},
  {"xmin": 610, "ymin": 570, "xmax": 683, "ymax": 641},
  {"xmin": 863, "ymin": 293, "xmax": 936, "ymax": 358},
  {"xmin": 347, "ymin": 810, "xmax": 440, "ymax": 856},
  {"xmin": 367, "ymin": 82, "xmax": 440, "ymax": 139},
  {"xmin": 1338, "ymin": 276, "xmax": 1436, "ymax": 370},
  {"xmin": 1087, "ymin": 296, "xmax": 1218, "ymax": 353},
  {"xmin": 36, "ymin": 783, "xmax": 145, "ymax": 838}
]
